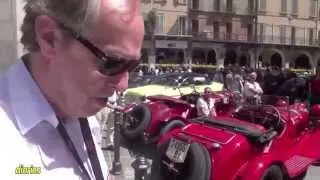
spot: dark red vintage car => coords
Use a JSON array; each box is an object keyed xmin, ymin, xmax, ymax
[
  {"xmin": 120, "ymin": 90, "xmax": 236, "ymax": 144},
  {"xmin": 150, "ymin": 97, "xmax": 320, "ymax": 180}
]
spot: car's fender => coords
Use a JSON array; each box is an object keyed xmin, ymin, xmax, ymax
[{"xmin": 237, "ymin": 155, "xmax": 285, "ymax": 180}]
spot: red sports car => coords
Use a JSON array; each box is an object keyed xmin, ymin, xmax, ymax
[
  {"xmin": 150, "ymin": 96, "xmax": 320, "ymax": 180},
  {"xmin": 120, "ymin": 90, "xmax": 236, "ymax": 144}
]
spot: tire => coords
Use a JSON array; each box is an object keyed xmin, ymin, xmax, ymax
[
  {"xmin": 120, "ymin": 104, "xmax": 151, "ymax": 140},
  {"xmin": 261, "ymin": 165, "xmax": 283, "ymax": 180},
  {"xmin": 146, "ymin": 120, "xmax": 186, "ymax": 144},
  {"xmin": 151, "ymin": 139, "xmax": 211, "ymax": 180},
  {"xmin": 159, "ymin": 120, "xmax": 185, "ymax": 136}
]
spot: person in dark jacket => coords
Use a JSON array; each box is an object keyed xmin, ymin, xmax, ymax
[
  {"xmin": 276, "ymin": 71, "xmax": 307, "ymax": 104},
  {"xmin": 263, "ymin": 66, "xmax": 284, "ymax": 95}
]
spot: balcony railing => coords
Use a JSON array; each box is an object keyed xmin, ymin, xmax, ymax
[
  {"xmin": 193, "ymin": 32, "xmax": 253, "ymax": 42},
  {"xmin": 144, "ymin": 30, "xmax": 319, "ymax": 47},
  {"xmin": 192, "ymin": 32, "xmax": 319, "ymax": 46},
  {"xmin": 190, "ymin": 6, "xmax": 256, "ymax": 16}
]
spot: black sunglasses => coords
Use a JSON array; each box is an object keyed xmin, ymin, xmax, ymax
[{"xmin": 61, "ymin": 24, "xmax": 140, "ymax": 76}]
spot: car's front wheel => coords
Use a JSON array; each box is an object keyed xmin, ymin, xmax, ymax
[
  {"xmin": 261, "ymin": 165, "xmax": 283, "ymax": 180},
  {"xmin": 120, "ymin": 104, "xmax": 151, "ymax": 140}
]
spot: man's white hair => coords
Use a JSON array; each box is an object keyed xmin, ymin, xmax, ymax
[
  {"xmin": 109, "ymin": 0, "xmax": 130, "ymax": 12},
  {"xmin": 20, "ymin": 0, "xmax": 101, "ymax": 52}
]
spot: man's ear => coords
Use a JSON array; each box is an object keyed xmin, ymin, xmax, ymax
[{"xmin": 34, "ymin": 15, "xmax": 62, "ymax": 60}]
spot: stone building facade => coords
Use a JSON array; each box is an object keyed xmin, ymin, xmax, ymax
[{"xmin": 142, "ymin": 0, "xmax": 320, "ymax": 70}]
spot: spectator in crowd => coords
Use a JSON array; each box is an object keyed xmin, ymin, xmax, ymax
[
  {"xmin": 96, "ymin": 91, "xmax": 124, "ymax": 151},
  {"xmin": 138, "ymin": 68, "xmax": 143, "ymax": 76},
  {"xmin": 213, "ymin": 67, "xmax": 224, "ymax": 83},
  {"xmin": 0, "ymin": 0, "xmax": 144, "ymax": 179},
  {"xmin": 224, "ymin": 72, "xmax": 233, "ymax": 91},
  {"xmin": 196, "ymin": 87, "xmax": 217, "ymax": 118},
  {"xmin": 263, "ymin": 66, "xmax": 284, "ymax": 95},
  {"xmin": 309, "ymin": 65, "xmax": 320, "ymax": 105},
  {"xmin": 277, "ymin": 72, "xmax": 307, "ymax": 104},
  {"xmin": 244, "ymin": 72, "xmax": 264, "ymax": 104},
  {"xmin": 231, "ymin": 74, "xmax": 244, "ymax": 94}
]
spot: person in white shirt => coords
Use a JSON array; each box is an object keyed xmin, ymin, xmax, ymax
[
  {"xmin": 0, "ymin": 0, "xmax": 144, "ymax": 179},
  {"xmin": 98, "ymin": 91, "xmax": 124, "ymax": 150},
  {"xmin": 244, "ymin": 72, "xmax": 263, "ymax": 104},
  {"xmin": 196, "ymin": 87, "xmax": 217, "ymax": 118},
  {"xmin": 89, "ymin": 91, "xmax": 121, "ymax": 149}
]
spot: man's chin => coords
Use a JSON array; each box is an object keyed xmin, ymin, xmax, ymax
[{"xmin": 85, "ymin": 100, "xmax": 108, "ymax": 116}]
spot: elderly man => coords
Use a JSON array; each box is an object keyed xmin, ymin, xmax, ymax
[
  {"xmin": 0, "ymin": 0, "xmax": 144, "ymax": 179},
  {"xmin": 243, "ymin": 72, "xmax": 263, "ymax": 105},
  {"xmin": 196, "ymin": 87, "xmax": 217, "ymax": 118}
]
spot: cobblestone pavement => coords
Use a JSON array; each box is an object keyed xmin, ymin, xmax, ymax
[
  {"xmin": 103, "ymin": 147, "xmax": 136, "ymax": 180},
  {"xmin": 306, "ymin": 166, "xmax": 320, "ymax": 180}
]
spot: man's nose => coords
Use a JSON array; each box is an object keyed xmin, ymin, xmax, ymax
[
  {"xmin": 106, "ymin": 72, "xmax": 129, "ymax": 92},
  {"xmin": 116, "ymin": 72, "xmax": 129, "ymax": 92}
]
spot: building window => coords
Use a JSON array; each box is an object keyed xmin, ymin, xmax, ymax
[
  {"xmin": 247, "ymin": 24, "xmax": 253, "ymax": 41},
  {"xmin": 227, "ymin": 0, "xmax": 233, "ymax": 12},
  {"xmin": 192, "ymin": 0, "xmax": 199, "ymax": 9},
  {"xmin": 226, "ymin": 22, "xmax": 232, "ymax": 39},
  {"xmin": 292, "ymin": 0, "xmax": 298, "ymax": 15},
  {"xmin": 192, "ymin": 19, "xmax": 199, "ymax": 35},
  {"xmin": 259, "ymin": 0, "xmax": 266, "ymax": 11},
  {"xmin": 248, "ymin": 0, "xmax": 255, "ymax": 13},
  {"xmin": 178, "ymin": 16, "xmax": 186, "ymax": 35},
  {"xmin": 309, "ymin": 28, "xmax": 315, "ymax": 45},
  {"xmin": 258, "ymin": 23, "xmax": 265, "ymax": 42},
  {"xmin": 177, "ymin": 0, "xmax": 187, "ymax": 4},
  {"xmin": 281, "ymin": 0, "xmax": 287, "ymax": 14},
  {"xmin": 214, "ymin": 0, "xmax": 220, "ymax": 11},
  {"xmin": 280, "ymin": 25, "xmax": 287, "ymax": 44},
  {"xmin": 310, "ymin": 0, "xmax": 317, "ymax": 17},
  {"xmin": 155, "ymin": 13, "xmax": 165, "ymax": 34},
  {"xmin": 291, "ymin": 27, "xmax": 296, "ymax": 45},
  {"xmin": 213, "ymin": 21, "xmax": 220, "ymax": 39}
]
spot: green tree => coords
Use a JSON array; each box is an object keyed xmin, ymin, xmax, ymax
[{"xmin": 144, "ymin": 9, "xmax": 157, "ymax": 68}]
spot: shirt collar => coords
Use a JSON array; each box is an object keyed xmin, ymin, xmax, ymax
[{"xmin": 7, "ymin": 58, "xmax": 59, "ymax": 135}]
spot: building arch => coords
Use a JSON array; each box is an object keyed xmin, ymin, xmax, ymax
[
  {"xmin": 192, "ymin": 48, "xmax": 206, "ymax": 64},
  {"xmin": 207, "ymin": 49, "xmax": 217, "ymax": 65},
  {"xmin": 292, "ymin": 51, "xmax": 314, "ymax": 69},
  {"xmin": 224, "ymin": 49, "xmax": 237, "ymax": 66},
  {"xmin": 258, "ymin": 48, "xmax": 285, "ymax": 68},
  {"xmin": 239, "ymin": 54, "xmax": 250, "ymax": 67}
]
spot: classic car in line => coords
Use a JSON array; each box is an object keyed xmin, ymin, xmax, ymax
[
  {"xmin": 150, "ymin": 96, "xmax": 320, "ymax": 180},
  {"xmin": 120, "ymin": 86, "xmax": 236, "ymax": 144}
]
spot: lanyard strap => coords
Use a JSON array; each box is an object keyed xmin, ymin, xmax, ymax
[
  {"xmin": 57, "ymin": 118, "xmax": 104, "ymax": 180},
  {"xmin": 79, "ymin": 117, "xmax": 104, "ymax": 180},
  {"xmin": 57, "ymin": 120, "xmax": 91, "ymax": 179}
]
